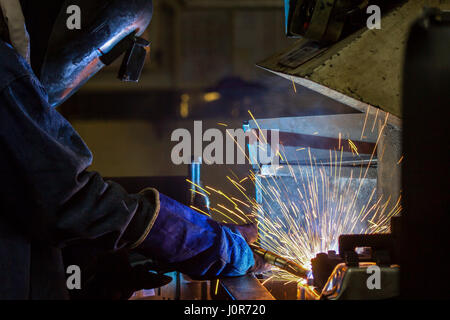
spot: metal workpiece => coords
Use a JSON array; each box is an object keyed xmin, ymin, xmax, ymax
[
  {"xmin": 245, "ymin": 113, "xmax": 380, "ymax": 166},
  {"xmin": 218, "ymin": 275, "xmax": 276, "ymax": 300},
  {"xmin": 251, "ymin": 245, "xmax": 309, "ymax": 280},
  {"xmin": 311, "ymin": 251, "xmax": 343, "ymax": 290},
  {"xmin": 254, "ymin": 164, "xmax": 377, "ymax": 245},
  {"xmin": 285, "ymin": 0, "xmax": 351, "ymax": 42},
  {"xmin": 261, "ymin": 278, "xmax": 318, "ymax": 300},
  {"xmin": 246, "ymin": 113, "xmax": 380, "ymax": 273},
  {"xmin": 131, "ymin": 273, "xmax": 276, "ymax": 300},
  {"xmin": 377, "ymin": 123, "xmax": 402, "ymax": 220},
  {"xmin": 320, "ymin": 262, "xmax": 400, "ymax": 300}
]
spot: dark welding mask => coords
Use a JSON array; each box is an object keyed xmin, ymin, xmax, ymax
[{"xmin": 20, "ymin": 0, "xmax": 153, "ymax": 107}]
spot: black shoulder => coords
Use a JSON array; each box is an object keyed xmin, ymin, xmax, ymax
[{"xmin": 0, "ymin": 40, "xmax": 35, "ymax": 91}]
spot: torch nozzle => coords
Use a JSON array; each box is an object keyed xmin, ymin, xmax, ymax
[{"xmin": 250, "ymin": 244, "xmax": 310, "ymax": 279}]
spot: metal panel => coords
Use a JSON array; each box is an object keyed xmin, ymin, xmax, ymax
[
  {"xmin": 246, "ymin": 114, "xmax": 380, "ymax": 251},
  {"xmin": 220, "ymin": 275, "xmax": 276, "ymax": 300},
  {"xmin": 258, "ymin": 0, "xmax": 450, "ymax": 121},
  {"xmin": 245, "ymin": 113, "xmax": 379, "ymax": 165},
  {"xmin": 256, "ymin": 165, "xmax": 377, "ymax": 243}
]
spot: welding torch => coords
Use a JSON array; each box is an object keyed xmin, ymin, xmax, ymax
[{"xmin": 250, "ymin": 244, "xmax": 310, "ymax": 280}]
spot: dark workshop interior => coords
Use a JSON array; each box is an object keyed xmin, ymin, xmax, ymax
[{"xmin": 0, "ymin": 0, "xmax": 448, "ymax": 303}]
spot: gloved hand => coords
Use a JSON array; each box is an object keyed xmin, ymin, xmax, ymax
[
  {"xmin": 65, "ymin": 249, "xmax": 172, "ymax": 300},
  {"xmin": 222, "ymin": 223, "xmax": 272, "ymax": 274},
  {"xmin": 135, "ymin": 193, "xmax": 256, "ymax": 279}
]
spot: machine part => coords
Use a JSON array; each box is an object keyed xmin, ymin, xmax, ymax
[
  {"xmin": 320, "ymin": 262, "xmax": 399, "ymax": 300},
  {"xmin": 36, "ymin": 0, "xmax": 153, "ymax": 107},
  {"xmin": 311, "ymin": 216, "xmax": 400, "ymax": 292},
  {"xmin": 311, "ymin": 251, "xmax": 343, "ymax": 290},
  {"xmin": 261, "ymin": 1, "xmax": 449, "ymax": 121},
  {"xmin": 285, "ymin": 0, "xmax": 370, "ymax": 42},
  {"xmin": 339, "ymin": 233, "xmax": 396, "ymax": 266},
  {"xmin": 250, "ymin": 245, "xmax": 309, "ymax": 279}
]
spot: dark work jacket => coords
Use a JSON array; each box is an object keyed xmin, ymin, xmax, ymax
[{"xmin": 0, "ymin": 40, "xmax": 158, "ymax": 299}]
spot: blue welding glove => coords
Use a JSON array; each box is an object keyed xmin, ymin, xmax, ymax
[{"xmin": 136, "ymin": 193, "xmax": 255, "ymax": 279}]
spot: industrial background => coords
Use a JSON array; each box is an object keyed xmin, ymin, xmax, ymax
[
  {"xmin": 55, "ymin": 0, "xmax": 449, "ymax": 300},
  {"xmin": 59, "ymin": 0, "xmax": 357, "ymax": 207}
]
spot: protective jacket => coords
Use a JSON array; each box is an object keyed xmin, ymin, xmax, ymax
[
  {"xmin": 0, "ymin": 40, "xmax": 254, "ymax": 299},
  {"xmin": 0, "ymin": 39, "xmax": 160, "ymax": 299}
]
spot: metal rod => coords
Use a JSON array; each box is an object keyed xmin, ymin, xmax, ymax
[{"xmin": 250, "ymin": 244, "xmax": 310, "ymax": 279}]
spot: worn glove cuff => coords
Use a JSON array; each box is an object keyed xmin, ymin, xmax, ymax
[{"xmin": 127, "ymin": 188, "xmax": 161, "ymax": 249}]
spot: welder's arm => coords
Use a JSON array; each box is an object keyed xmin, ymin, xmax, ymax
[
  {"xmin": 136, "ymin": 193, "xmax": 255, "ymax": 278},
  {"xmin": 0, "ymin": 73, "xmax": 158, "ymax": 252},
  {"xmin": 0, "ymin": 71, "xmax": 254, "ymax": 277}
]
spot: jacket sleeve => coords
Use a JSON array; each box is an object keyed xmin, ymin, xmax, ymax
[
  {"xmin": 137, "ymin": 193, "xmax": 255, "ymax": 278},
  {"xmin": 0, "ymin": 73, "xmax": 159, "ymax": 252}
]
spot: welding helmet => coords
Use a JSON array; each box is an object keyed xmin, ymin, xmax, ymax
[{"xmin": 19, "ymin": 0, "xmax": 153, "ymax": 107}]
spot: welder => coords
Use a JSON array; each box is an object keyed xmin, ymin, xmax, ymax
[{"xmin": 0, "ymin": 0, "xmax": 263, "ymax": 299}]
